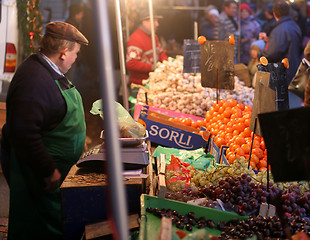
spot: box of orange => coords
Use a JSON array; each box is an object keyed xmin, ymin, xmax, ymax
[{"xmin": 138, "ymin": 105, "xmax": 210, "ymax": 150}]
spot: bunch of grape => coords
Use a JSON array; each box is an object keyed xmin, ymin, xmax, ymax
[
  {"xmin": 192, "ymin": 158, "xmax": 256, "ymax": 188},
  {"xmin": 146, "ymin": 207, "xmax": 219, "ymax": 232},
  {"xmin": 256, "ymin": 169, "xmax": 310, "ymax": 193},
  {"xmin": 219, "ymin": 215, "xmax": 310, "ymax": 240},
  {"xmin": 165, "ymin": 170, "xmax": 197, "ymax": 192}
]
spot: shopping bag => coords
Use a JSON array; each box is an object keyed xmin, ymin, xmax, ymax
[{"xmin": 288, "ymin": 58, "xmax": 310, "ymax": 99}]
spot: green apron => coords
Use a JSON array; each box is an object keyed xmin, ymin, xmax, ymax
[{"xmin": 8, "ymin": 79, "xmax": 86, "ymax": 240}]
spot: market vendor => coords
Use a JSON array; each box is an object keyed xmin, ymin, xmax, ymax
[
  {"xmin": 0, "ymin": 21, "xmax": 88, "ymax": 239},
  {"xmin": 125, "ymin": 8, "xmax": 168, "ymax": 96}
]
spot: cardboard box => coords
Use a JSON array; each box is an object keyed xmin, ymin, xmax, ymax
[
  {"xmin": 134, "ymin": 103, "xmax": 204, "ymax": 122},
  {"xmin": 209, "ymin": 137, "xmax": 229, "ymax": 164},
  {"xmin": 138, "ymin": 106, "xmax": 209, "ymax": 150},
  {"xmin": 219, "ymin": 146, "xmax": 230, "ymax": 165}
]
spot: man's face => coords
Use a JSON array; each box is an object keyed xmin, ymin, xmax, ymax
[
  {"xmin": 225, "ymin": 3, "xmax": 237, "ymax": 17},
  {"xmin": 59, "ymin": 42, "xmax": 81, "ymax": 74},
  {"xmin": 142, "ymin": 19, "xmax": 159, "ymax": 32}
]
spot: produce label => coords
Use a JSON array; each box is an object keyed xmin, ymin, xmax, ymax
[
  {"xmin": 183, "ymin": 39, "xmax": 201, "ymax": 74},
  {"xmin": 200, "ymin": 41, "xmax": 234, "ymax": 90},
  {"xmin": 139, "ymin": 106, "xmax": 208, "ymax": 150}
]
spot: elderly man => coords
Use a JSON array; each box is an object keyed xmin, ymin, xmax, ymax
[{"xmin": 1, "ymin": 21, "xmax": 88, "ymax": 239}]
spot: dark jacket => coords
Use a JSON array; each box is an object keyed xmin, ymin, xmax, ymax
[
  {"xmin": 263, "ymin": 15, "xmax": 302, "ymax": 84},
  {"xmin": 1, "ymin": 53, "xmax": 71, "ymax": 178}
]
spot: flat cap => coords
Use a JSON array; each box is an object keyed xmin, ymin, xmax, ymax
[
  {"xmin": 139, "ymin": 8, "xmax": 162, "ymax": 21},
  {"xmin": 45, "ymin": 21, "xmax": 88, "ymax": 45}
]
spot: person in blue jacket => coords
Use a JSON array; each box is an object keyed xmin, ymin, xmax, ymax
[
  {"xmin": 259, "ymin": 1, "xmax": 302, "ymax": 109},
  {"xmin": 0, "ymin": 21, "xmax": 88, "ymax": 239}
]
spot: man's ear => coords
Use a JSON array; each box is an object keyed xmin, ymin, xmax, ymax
[{"xmin": 59, "ymin": 48, "xmax": 69, "ymax": 60}]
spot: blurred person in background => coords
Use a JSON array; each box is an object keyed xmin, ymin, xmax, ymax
[
  {"xmin": 261, "ymin": 2, "xmax": 276, "ymax": 35},
  {"xmin": 126, "ymin": 8, "xmax": 168, "ymax": 103},
  {"xmin": 240, "ymin": 3, "xmax": 261, "ymax": 65},
  {"xmin": 304, "ymin": 40, "xmax": 310, "ymax": 107},
  {"xmin": 213, "ymin": 0, "xmax": 238, "ymax": 63},
  {"xmin": 65, "ymin": 3, "xmax": 84, "ymax": 82},
  {"xmin": 247, "ymin": 40, "xmax": 266, "ymax": 85},
  {"xmin": 259, "ymin": 1, "xmax": 302, "ymax": 109},
  {"xmin": 0, "ymin": 21, "xmax": 88, "ymax": 239},
  {"xmin": 199, "ymin": 5, "xmax": 219, "ymax": 40}
]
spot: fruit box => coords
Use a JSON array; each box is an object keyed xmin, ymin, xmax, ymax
[
  {"xmin": 134, "ymin": 103, "xmax": 204, "ymax": 122},
  {"xmin": 219, "ymin": 146, "xmax": 230, "ymax": 166},
  {"xmin": 209, "ymin": 137, "xmax": 228, "ymax": 163},
  {"xmin": 139, "ymin": 194, "xmax": 248, "ymax": 240},
  {"xmin": 138, "ymin": 106, "xmax": 209, "ymax": 150}
]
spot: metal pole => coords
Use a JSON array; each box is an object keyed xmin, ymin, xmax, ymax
[
  {"xmin": 115, "ymin": 0, "xmax": 129, "ymax": 111},
  {"xmin": 124, "ymin": 0, "xmax": 130, "ymax": 41},
  {"xmin": 194, "ymin": 21, "xmax": 198, "ymax": 40},
  {"xmin": 238, "ymin": 1, "xmax": 241, "ymax": 64},
  {"xmin": 148, "ymin": 0, "xmax": 157, "ymax": 69},
  {"xmin": 91, "ymin": 1, "xmax": 129, "ymax": 239}
]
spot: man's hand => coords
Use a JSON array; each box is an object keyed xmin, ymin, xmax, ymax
[{"xmin": 44, "ymin": 168, "xmax": 61, "ymax": 192}]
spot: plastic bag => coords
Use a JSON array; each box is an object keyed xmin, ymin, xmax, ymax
[
  {"xmin": 90, "ymin": 99, "xmax": 146, "ymax": 138},
  {"xmin": 152, "ymin": 146, "xmax": 215, "ymax": 171},
  {"xmin": 288, "ymin": 58, "xmax": 310, "ymax": 99}
]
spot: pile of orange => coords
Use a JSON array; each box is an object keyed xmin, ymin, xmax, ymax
[{"xmin": 204, "ymin": 99, "xmax": 267, "ymax": 171}]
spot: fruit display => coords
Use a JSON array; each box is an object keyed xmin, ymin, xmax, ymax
[
  {"xmin": 146, "ymin": 206, "xmax": 310, "ymax": 239},
  {"xmin": 146, "ymin": 207, "xmax": 218, "ymax": 232},
  {"xmin": 136, "ymin": 56, "xmax": 254, "ymax": 118},
  {"xmin": 167, "ymin": 173, "xmax": 310, "ymax": 218},
  {"xmin": 220, "ymin": 215, "xmax": 310, "ymax": 239},
  {"xmin": 204, "ymin": 99, "xmax": 267, "ymax": 171}
]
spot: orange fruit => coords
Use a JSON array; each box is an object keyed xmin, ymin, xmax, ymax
[
  {"xmin": 191, "ymin": 121, "xmax": 198, "ymax": 129},
  {"xmin": 260, "ymin": 56, "xmax": 268, "ymax": 66},
  {"xmin": 198, "ymin": 35, "xmax": 206, "ymax": 44},
  {"xmin": 282, "ymin": 58, "xmax": 289, "ymax": 69},
  {"xmin": 252, "ymin": 147, "xmax": 264, "ymax": 159},
  {"xmin": 228, "ymin": 154, "xmax": 236, "ymax": 164},
  {"xmin": 236, "ymin": 103, "xmax": 245, "ymax": 110},
  {"xmin": 228, "ymin": 99, "xmax": 238, "ymax": 107},
  {"xmin": 260, "ymin": 140, "xmax": 266, "ymax": 150},
  {"xmin": 235, "ymin": 147, "xmax": 245, "ymax": 157},
  {"xmin": 244, "ymin": 105, "xmax": 252, "ymax": 112},
  {"xmin": 232, "ymin": 130, "xmax": 240, "ymax": 136},
  {"xmin": 243, "ymin": 127, "xmax": 252, "ymax": 138},
  {"xmin": 235, "ymin": 136, "xmax": 246, "ymax": 146},
  {"xmin": 244, "ymin": 118, "xmax": 251, "ymax": 127},
  {"xmin": 229, "ymin": 34, "xmax": 235, "ymax": 45},
  {"xmin": 241, "ymin": 143, "xmax": 251, "ymax": 154},
  {"xmin": 250, "ymin": 154, "xmax": 260, "ymax": 165},
  {"xmin": 259, "ymin": 160, "xmax": 267, "ymax": 168},
  {"xmin": 250, "ymin": 161, "xmax": 257, "ymax": 169},
  {"xmin": 182, "ymin": 118, "xmax": 192, "ymax": 126},
  {"xmin": 214, "ymin": 136, "xmax": 226, "ymax": 147},
  {"xmin": 252, "ymin": 140, "xmax": 261, "ymax": 148}
]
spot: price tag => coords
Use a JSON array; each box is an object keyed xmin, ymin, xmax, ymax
[
  {"xmin": 183, "ymin": 39, "xmax": 201, "ymax": 73},
  {"xmin": 200, "ymin": 41, "xmax": 234, "ymax": 90}
]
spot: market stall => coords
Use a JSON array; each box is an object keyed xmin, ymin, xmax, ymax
[{"xmin": 56, "ymin": 1, "xmax": 310, "ymax": 239}]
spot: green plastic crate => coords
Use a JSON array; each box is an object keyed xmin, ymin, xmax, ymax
[{"xmin": 139, "ymin": 194, "xmax": 248, "ymax": 240}]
